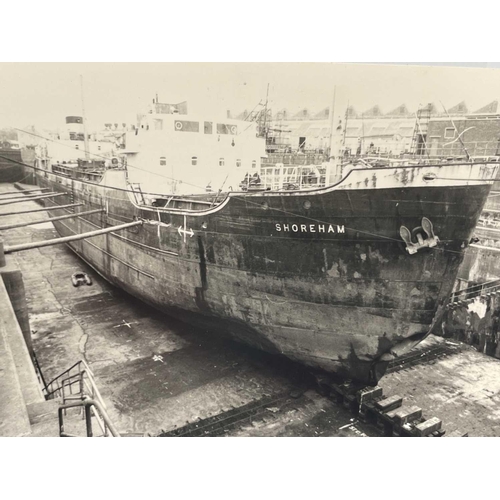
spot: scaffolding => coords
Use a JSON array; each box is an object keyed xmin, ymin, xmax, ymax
[{"xmin": 410, "ymin": 104, "xmax": 432, "ymax": 156}]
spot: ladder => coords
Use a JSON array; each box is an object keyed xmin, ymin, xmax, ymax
[
  {"xmin": 410, "ymin": 104, "xmax": 432, "ymax": 155},
  {"xmin": 129, "ymin": 183, "xmax": 146, "ymax": 204}
]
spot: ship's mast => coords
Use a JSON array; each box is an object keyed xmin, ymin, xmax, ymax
[
  {"xmin": 342, "ymin": 100, "xmax": 349, "ymax": 156},
  {"xmin": 263, "ymin": 83, "xmax": 270, "ymax": 141},
  {"xmin": 325, "ymin": 86, "xmax": 341, "ymax": 186},
  {"xmin": 327, "ymin": 85, "xmax": 336, "ymax": 161},
  {"xmin": 80, "ymin": 75, "xmax": 90, "ymax": 161},
  {"xmin": 361, "ymin": 112, "xmax": 365, "ymax": 156}
]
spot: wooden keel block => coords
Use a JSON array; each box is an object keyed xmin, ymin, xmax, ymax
[
  {"xmin": 330, "ymin": 383, "xmax": 348, "ymax": 403},
  {"xmin": 357, "ymin": 401, "xmax": 375, "ymax": 423},
  {"xmin": 375, "ymin": 394, "xmax": 403, "ymax": 413},
  {"xmin": 357, "ymin": 386, "xmax": 383, "ymax": 404},
  {"xmin": 389, "ymin": 405, "xmax": 423, "ymax": 426},
  {"xmin": 330, "ymin": 383, "xmax": 344, "ymax": 394},
  {"xmin": 414, "ymin": 417, "xmax": 442, "ymax": 436},
  {"xmin": 385, "ymin": 408, "xmax": 401, "ymax": 419},
  {"xmin": 391, "ymin": 407, "xmax": 423, "ymax": 437},
  {"xmin": 313, "ymin": 373, "xmax": 333, "ymax": 396},
  {"xmin": 343, "ymin": 393, "xmax": 358, "ymax": 412}
]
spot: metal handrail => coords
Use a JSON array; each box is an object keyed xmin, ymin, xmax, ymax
[
  {"xmin": 32, "ymin": 350, "xmax": 48, "ymax": 392},
  {"xmin": 44, "ymin": 360, "xmax": 83, "ymax": 396},
  {"xmin": 58, "ymin": 398, "xmax": 121, "ymax": 437},
  {"xmin": 44, "ymin": 359, "xmax": 118, "ymax": 437},
  {"xmin": 45, "ymin": 360, "xmax": 105, "ymax": 404},
  {"xmin": 450, "ymin": 279, "xmax": 500, "ymax": 303}
]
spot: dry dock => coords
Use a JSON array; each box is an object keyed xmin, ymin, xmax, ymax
[{"xmin": 2, "ymin": 181, "xmax": 500, "ymax": 436}]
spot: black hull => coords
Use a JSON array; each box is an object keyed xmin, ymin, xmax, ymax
[{"xmin": 34, "ymin": 163, "xmax": 496, "ymax": 384}]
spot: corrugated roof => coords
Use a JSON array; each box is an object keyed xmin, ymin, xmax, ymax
[
  {"xmin": 362, "ymin": 105, "xmax": 383, "ymax": 117},
  {"xmin": 292, "ymin": 108, "xmax": 311, "ymax": 120},
  {"xmin": 346, "ymin": 106, "xmax": 357, "ymax": 118},
  {"xmin": 448, "ymin": 101, "xmax": 468, "ymax": 114},
  {"xmin": 473, "ymin": 100, "xmax": 498, "ymax": 114},
  {"xmin": 344, "ymin": 118, "xmax": 416, "ymax": 138},
  {"xmin": 314, "ymin": 108, "xmax": 329, "ymax": 119},
  {"xmin": 387, "ymin": 104, "xmax": 409, "ymax": 116}
]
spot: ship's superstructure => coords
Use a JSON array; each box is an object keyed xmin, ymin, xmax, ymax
[
  {"xmin": 31, "ymin": 116, "xmax": 120, "ymax": 170},
  {"xmin": 123, "ymin": 101, "xmax": 265, "ymax": 196}
]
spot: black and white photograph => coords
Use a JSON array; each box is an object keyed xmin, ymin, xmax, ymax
[
  {"xmin": 1, "ymin": 2, "xmax": 499, "ymax": 496},
  {"xmin": 3, "ymin": 60, "xmax": 500, "ymax": 440}
]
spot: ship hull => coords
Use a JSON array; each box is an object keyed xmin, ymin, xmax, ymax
[{"xmin": 35, "ymin": 163, "xmax": 496, "ymax": 384}]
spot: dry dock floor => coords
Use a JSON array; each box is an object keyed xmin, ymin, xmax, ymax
[{"xmin": 2, "ymin": 182, "xmax": 500, "ymax": 437}]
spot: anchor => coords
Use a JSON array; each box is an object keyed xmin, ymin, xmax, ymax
[{"xmin": 400, "ymin": 217, "xmax": 439, "ymax": 255}]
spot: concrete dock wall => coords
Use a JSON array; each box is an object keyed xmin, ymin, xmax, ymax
[
  {"xmin": 0, "ymin": 239, "xmax": 45, "ymax": 436},
  {"xmin": 1, "ymin": 260, "xmax": 33, "ymax": 357},
  {"xmin": 1, "ymin": 234, "xmax": 33, "ymax": 357}
]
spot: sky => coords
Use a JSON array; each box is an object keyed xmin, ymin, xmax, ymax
[{"xmin": 2, "ymin": 62, "xmax": 500, "ymax": 132}]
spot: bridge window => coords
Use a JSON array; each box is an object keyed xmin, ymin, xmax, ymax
[
  {"xmin": 174, "ymin": 120, "xmax": 199, "ymax": 132},
  {"xmin": 192, "ymin": 156, "xmax": 198, "ymax": 166},
  {"xmin": 204, "ymin": 121, "xmax": 213, "ymax": 134},
  {"xmin": 217, "ymin": 123, "xmax": 238, "ymax": 135},
  {"xmin": 444, "ymin": 128, "xmax": 455, "ymax": 139},
  {"xmin": 219, "ymin": 158, "xmax": 225, "ymax": 167}
]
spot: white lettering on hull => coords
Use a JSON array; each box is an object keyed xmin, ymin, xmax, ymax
[{"xmin": 275, "ymin": 223, "xmax": 345, "ymax": 234}]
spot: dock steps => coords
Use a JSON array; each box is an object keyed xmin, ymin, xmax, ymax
[
  {"xmin": 27, "ymin": 399, "xmax": 62, "ymax": 437},
  {"xmin": 0, "ymin": 322, "xmax": 32, "ymax": 436},
  {"xmin": 0, "ymin": 275, "xmax": 46, "ymax": 436}
]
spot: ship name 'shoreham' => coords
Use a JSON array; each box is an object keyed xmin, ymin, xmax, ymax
[{"xmin": 275, "ymin": 223, "xmax": 345, "ymax": 233}]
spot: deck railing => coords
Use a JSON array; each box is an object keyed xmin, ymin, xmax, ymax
[{"xmin": 449, "ymin": 278, "xmax": 500, "ymax": 304}]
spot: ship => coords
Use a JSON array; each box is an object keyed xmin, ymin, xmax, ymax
[{"xmin": 19, "ymin": 100, "xmax": 499, "ymax": 385}]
